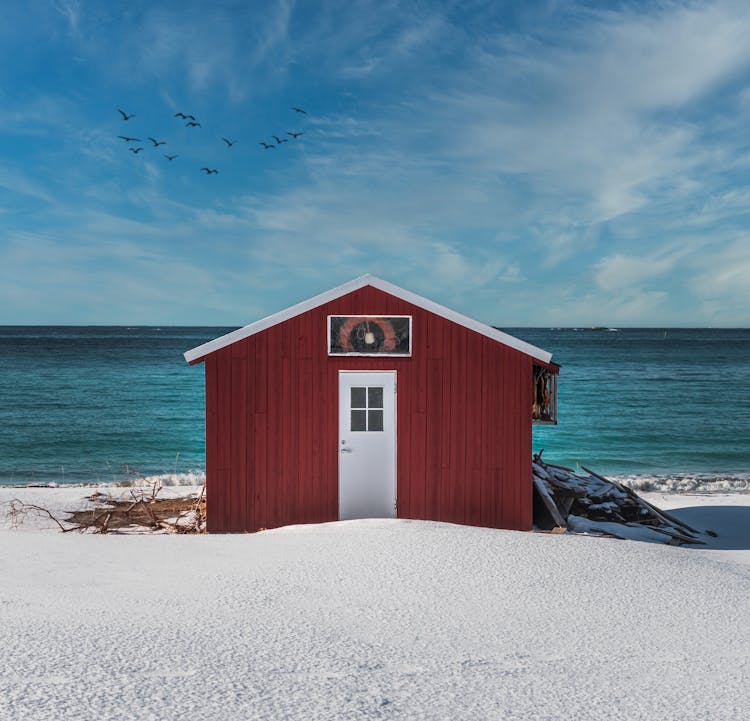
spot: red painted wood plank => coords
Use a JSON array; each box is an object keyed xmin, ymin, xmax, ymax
[
  {"xmin": 497, "ymin": 346, "xmax": 510, "ymax": 530},
  {"xmin": 425, "ymin": 309, "xmax": 444, "ymax": 523},
  {"xmin": 517, "ymin": 355, "xmax": 526, "ymax": 529},
  {"xmin": 463, "ymin": 335, "xmax": 481, "ymax": 527},
  {"xmin": 254, "ymin": 328, "xmax": 268, "ymax": 414},
  {"xmin": 281, "ymin": 352, "xmax": 293, "ymax": 527},
  {"xmin": 229, "ymin": 340, "xmax": 247, "ymax": 532},
  {"xmin": 205, "ymin": 355, "xmax": 218, "ymax": 533},
  {"xmin": 323, "ymin": 308, "xmax": 340, "ymax": 523},
  {"xmin": 254, "ymin": 411, "xmax": 268, "ymax": 530},
  {"xmin": 216, "ymin": 348, "xmax": 232, "ymax": 532},
  {"xmin": 254, "ymin": 335, "xmax": 269, "ymax": 531},
  {"xmin": 489, "ymin": 342, "xmax": 502, "ymax": 528},
  {"xmin": 325, "ymin": 365, "xmax": 338, "ymax": 521},
  {"xmin": 520, "ymin": 360, "xmax": 533, "ymax": 530},
  {"xmin": 514, "ymin": 354, "xmax": 525, "ymax": 529},
  {"xmin": 298, "ymin": 358, "xmax": 312, "ymax": 523},
  {"xmin": 479, "ymin": 339, "xmax": 492, "ymax": 527},
  {"xmin": 425, "ymin": 357, "xmax": 443, "ymax": 521},
  {"xmin": 415, "ymin": 309, "xmax": 427, "ymax": 414},
  {"xmin": 266, "ymin": 325, "xmax": 284, "ymax": 529},
  {"xmin": 302, "ymin": 311, "xmax": 313, "ymax": 522},
  {"xmin": 449, "ymin": 323, "xmax": 467, "ymax": 525},
  {"xmin": 398, "ymin": 366, "xmax": 411, "ymax": 519},
  {"xmin": 311, "ymin": 321, "xmax": 325, "ymax": 521},
  {"xmin": 409, "ymin": 411, "xmax": 427, "ymax": 519},
  {"xmin": 512, "ymin": 351, "xmax": 522, "ymax": 528},
  {"xmin": 285, "ymin": 317, "xmax": 299, "ymax": 524},
  {"xmin": 245, "ymin": 338, "xmax": 256, "ymax": 532},
  {"xmin": 294, "ymin": 321, "xmax": 305, "ymax": 524},
  {"xmin": 508, "ymin": 348, "xmax": 519, "ymax": 528},
  {"xmin": 439, "ymin": 316, "xmax": 453, "ymax": 523},
  {"xmin": 407, "ymin": 309, "xmax": 428, "ymax": 519}
]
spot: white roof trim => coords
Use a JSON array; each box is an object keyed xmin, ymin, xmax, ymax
[{"xmin": 184, "ymin": 274, "xmax": 552, "ymax": 364}]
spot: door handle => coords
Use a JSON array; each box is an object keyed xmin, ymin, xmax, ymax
[{"xmin": 340, "ymin": 447, "xmax": 353, "ymax": 453}]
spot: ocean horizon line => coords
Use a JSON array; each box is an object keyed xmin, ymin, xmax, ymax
[{"xmin": 1, "ymin": 324, "xmax": 749, "ymax": 330}]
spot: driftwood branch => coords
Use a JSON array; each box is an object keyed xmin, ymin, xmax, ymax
[
  {"xmin": 6, "ymin": 499, "xmax": 75, "ymax": 532},
  {"xmin": 6, "ymin": 483, "xmax": 206, "ymax": 534}
]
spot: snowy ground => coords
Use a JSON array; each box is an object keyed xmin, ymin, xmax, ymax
[{"xmin": 1, "ymin": 488, "xmax": 750, "ymax": 720}]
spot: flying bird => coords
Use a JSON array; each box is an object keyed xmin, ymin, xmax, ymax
[
  {"xmin": 222, "ymin": 137, "xmax": 236, "ymax": 147},
  {"xmin": 272, "ymin": 135, "xmax": 288, "ymax": 144},
  {"xmin": 148, "ymin": 137, "xmax": 167, "ymax": 147},
  {"xmin": 200, "ymin": 167, "xmax": 218, "ymax": 174},
  {"xmin": 129, "ymin": 147, "xmax": 143, "ymax": 154},
  {"xmin": 287, "ymin": 131, "xmax": 304, "ymax": 139},
  {"xmin": 186, "ymin": 121, "xmax": 202, "ymax": 128},
  {"xmin": 117, "ymin": 108, "xmax": 135, "ymax": 120},
  {"xmin": 164, "ymin": 154, "xmax": 178, "ymax": 161},
  {"xmin": 174, "ymin": 112, "xmax": 195, "ymax": 120},
  {"xmin": 259, "ymin": 142, "xmax": 275, "ymax": 149},
  {"xmin": 118, "ymin": 135, "xmax": 140, "ymax": 142},
  {"xmin": 291, "ymin": 107, "xmax": 307, "ymax": 114}
]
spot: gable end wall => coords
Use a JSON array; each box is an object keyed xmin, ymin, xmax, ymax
[{"xmin": 204, "ymin": 285, "xmax": 533, "ymax": 532}]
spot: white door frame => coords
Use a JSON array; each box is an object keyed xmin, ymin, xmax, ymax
[{"xmin": 338, "ymin": 371, "xmax": 397, "ymax": 520}]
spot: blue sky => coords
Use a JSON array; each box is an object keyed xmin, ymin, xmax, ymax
[{"xmin": 1, "ymin": 0, "xmax": 749, "ymax": 326}]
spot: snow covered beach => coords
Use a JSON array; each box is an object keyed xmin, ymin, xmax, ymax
[{"xmin": 2, "ymin": 488, "xmax": 750, "ymax": 721}]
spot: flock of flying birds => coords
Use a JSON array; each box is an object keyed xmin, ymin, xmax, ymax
[{"xmin": 115, "ymin": 106, "xmax": 308, "ymax": 175}]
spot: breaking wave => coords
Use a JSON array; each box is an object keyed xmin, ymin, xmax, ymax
[
  {"xmin": 4, "ymin": 470, "xmax": 207, "ymax": 490},
  {"xmin": 7, "ymin": 470, "xmax": 750, "ymax": 496},
  {"xmin": 613, "ymin": 473, "xmax": 750, "ymax": 495}
]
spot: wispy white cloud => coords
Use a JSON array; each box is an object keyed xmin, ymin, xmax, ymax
[
  {"xmin": 90, "ymin": 2, "xmax": 298, "ymax": 104},
  {"xmin": 53, "ymin": 0, "xmax": 82, "ymax": 37},
  {"xmin": 337, "ymin": 13, "xmax": 449, "ymax": 78},
  {"xmin": 403, "ymin": 3, "xmax": 750, "ymax": 230},
  {"xmin": 0, "ymin": 94, "xmax": 81, "ymax": 135},
  {"xmin": 0, "ymin": 216, "xmax": 268, "ymax": 323},
  {"xmin": 0, "ymin": 167, "xmax": 57, "ymax": 205},
  {"xmin": 249, "ymin": 0, "xmax": 295, "ymax": 71},
  {"xmin": 690, "ymin": 234, "xmax": 750, "ymax": 313},
  {"xmin": 593, "ymin": 252, "xmax": 677, "ymax": 291}
]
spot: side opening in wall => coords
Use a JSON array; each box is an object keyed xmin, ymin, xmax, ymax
[{"xmin": 532, "ymin": 365, "xmax": 558, "ymax": 425}]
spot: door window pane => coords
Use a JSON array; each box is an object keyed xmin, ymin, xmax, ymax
[
  {"xmin": 351, "ymin": 387, "xmax": 366, "ymax": 408},
  {"xmin": 351, "ymin": 410, "xmax": 367, "ymax": 431},
  {"xmin": 368, "ymin": 409, "xmax": 383, "ymax": 431},
  {"xmin": 368, "ymin": 387, "xmax": 383, "ymax": 409}
]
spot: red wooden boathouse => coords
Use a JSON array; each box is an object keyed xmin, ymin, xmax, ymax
[{"xmin": 184, "ymin": 275, "xmax": 559, "ymax": 533}]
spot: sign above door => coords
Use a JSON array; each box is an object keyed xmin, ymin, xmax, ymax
[{"xmin": 328, "ymin": 316, "xmax": 412, "ymax": 356}]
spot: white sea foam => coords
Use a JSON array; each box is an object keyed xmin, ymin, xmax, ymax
[
  {"xmin": 0, "ymin": 470, "xmax": 207, "ymax": 490},
  {"xmin": 6, "ymin": 470, "xmax": 749, "ymax": 494},
  {"xmin": 142, "ymin": 470, "xmax": 206, "ymax": 487},
  {"xmin": 615, "ymin": 473, "xmax": 750, "ymax": 494}
]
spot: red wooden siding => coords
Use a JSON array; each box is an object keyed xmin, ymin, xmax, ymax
[{"xmin": 203, "ymin": 285, "xmax": 534, "ymax": 533}]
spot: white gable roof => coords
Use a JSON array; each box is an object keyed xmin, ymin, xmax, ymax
[{"xmin": 184, "ymin": 274, "xmax": 552, "ymax": 364}]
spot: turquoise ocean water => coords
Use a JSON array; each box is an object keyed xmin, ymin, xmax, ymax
[{"xmin": 1, "ymin": 326, "xmax": 748, "ymax": 492}]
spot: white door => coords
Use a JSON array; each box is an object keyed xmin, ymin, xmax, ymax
[{"xmin": 338, "ymin": 371, "xmax": 396, "ymax": 520}]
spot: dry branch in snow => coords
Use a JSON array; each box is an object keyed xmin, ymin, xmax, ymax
[{"xmin": 6, "ymin": 479, "xmax": 206, "ymax": 534}]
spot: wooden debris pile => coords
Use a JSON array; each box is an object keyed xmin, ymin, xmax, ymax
[
  {"xmin": 532, "ymin": 452, "xmax": 711, "ymax": 546},
  {"xmin": 7, "ymin": 482, "xmax": 206, "ymax": 534}
]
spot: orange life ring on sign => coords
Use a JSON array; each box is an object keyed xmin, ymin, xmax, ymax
[{"xmin": 338, "ymin": 317, "xmax": 397, "ymax": 353}]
